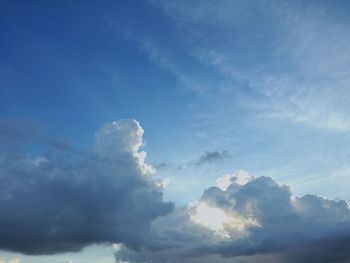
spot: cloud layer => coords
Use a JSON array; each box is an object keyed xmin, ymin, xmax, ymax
[
  {"xmin": 0, "ymin": 119, "xmax": 173, "ymax": 255},
  {"xmin": 116, "ymin": 171, "xmax": 350, "ymax": 262},
  {"xmin": 1, "ymin": 119, "xmax": 349, "ymax": 262}
]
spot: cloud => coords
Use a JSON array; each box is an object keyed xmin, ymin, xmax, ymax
[
  {"xmin": 115, "ymin": 171, "xmax": 350, "ymax": 262},
  {"xmin": 203, "ymin": 177, "xmax": 350, "ymax": 258},
  {"xmin": 191, "ymin": 150, "xmax": 229, "ymax": 167},
  {"xmin": 0, "ymin": 119, "xmax": 173, "ymax": 255},
  {"xmin": 153, "ymin": 150, "xmax": 229, "ymax": 172},
  {"xmin": 216, "ymin": 170, "xmax": 254, "ymax": 191},
  {"xmin": 150, "ymin": 0, "xmax": 350, "ymax": 134},
  {"xmin": 0, "ymin": 118, "xmax": 41, "ymax": 149},
  {"xmin": 0, "ymin": 119, "xmax": 77, "ymax": 153},
  {"xmin": 47, "ymin": 138, "xmax": 75, "ymax": 152},
  {"xmin": 2, "ymin": 118, "xmax": 349, "ymax": 261}
]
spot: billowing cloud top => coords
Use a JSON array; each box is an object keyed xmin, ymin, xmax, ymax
[
  {"xmin": 0, "ymin": 119, "xmax": 173, "ymax": 255},
  {"xmin": 95, "ymin": 120, "xmax": 155, "ymax": 175}
]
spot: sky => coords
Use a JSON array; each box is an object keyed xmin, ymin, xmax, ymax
[{"xmin": 1, "ymin": 0, "xmax": 350, "ymax": 262}]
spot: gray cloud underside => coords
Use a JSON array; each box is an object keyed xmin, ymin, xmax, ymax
[
  {"xmin": 1, "ymin": 118, "xmax": 349, "ymax": 262},
  {"xmin": 0, "ymin": 118, "xmax": 41, "ymax": 149},
  {"xmin": 117, "ymin": 176, "xmax": 350, "ymax": 263},
  {"xmin": 0, "ymin": 119, "xmax": 173, "ymax": 255},
  {"xmin": 192, "ymin": 150, "xmax": 229, "ymax": 167}
]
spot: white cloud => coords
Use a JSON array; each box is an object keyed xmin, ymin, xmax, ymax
[
  {"xmin": 95, "ymin": 119, "xmax": 155, "ymax": 175},
  {"xmin": 216, "ymin": 170, "xmax": 254, "ymax": 191},
  {"xmin": 190, "ymin": 201, "xmax": 258, "ymax": 238},
  {"xmin": 190, "ymin": 201, "xmax": 233, "ymax": 237}
]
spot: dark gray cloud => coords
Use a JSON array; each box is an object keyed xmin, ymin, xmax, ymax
[
  {"xmin": 0, "ymin": 118, "xmax": 74, "ymax": 153},
  {"xmin": 278, "ymin": 236, "xmax": 350, "ymax": 263},
  {"xmin": 116, "ymin": 173, "xmax": 350, "ymax": 263},
  {"xmin": 192, "ymin": 150, "xmax": 229, "ymax": 167},
  {"xmin": 0, "ymin": 118, "xmax": 41, "ymax": 149},
  {"xmin": 154, "ymin": 150, "xmax": 229, "ymax": 172},
  {"xmin": 153, "ymin": 162, "xmax": 183, "ymax": 171},
  {"xmin": 0, "ymin": 119, "xmax": 173, "ymax": 255},
  {"xmin": 1, "ymin": 118, "xmax": 349, "ymax": 261},
  {"xmin": 46, "ymin": 138, "xmax": 74, "ymax": 152}
]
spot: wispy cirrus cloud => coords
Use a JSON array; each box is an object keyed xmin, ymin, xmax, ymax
[
  {"xmin": 149, "ymin": 0, "xmax": 350, "ymax": 132},
  {"xmin": 139, "ymin": 0, "xmax": 350, "ymax": 202}
]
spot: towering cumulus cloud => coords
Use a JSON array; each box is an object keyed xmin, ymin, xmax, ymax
[
  {"xmin": 0, "ymin": 119, "xmax": 173, "ymax": 255},
  {"xmin": 116, "ymin": 172, "xmax": 350, "ymax": 263}
]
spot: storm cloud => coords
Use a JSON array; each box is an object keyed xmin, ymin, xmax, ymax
[
  {"xmin": 116, "ymin": 172, "xmax": 350, "ymax": 262},
  {"xmin": 0, "ymin": 119, "xmax": 173, "ymax": 255},
  {"xmin": 1, "ymin": 119, "xmax": 349, "ymax": 262}
]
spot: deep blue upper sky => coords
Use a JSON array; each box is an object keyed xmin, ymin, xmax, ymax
[
  {"xmin": 2, "ymin": 0, "xmax": 350, "ymax": 201},
  {"xmin": 2, "ymin": 0, "xmax": 350, "ymax": 199},
  {"xmin": 0, "ymin": 0, "xmax": 190, "ymax": 146}
]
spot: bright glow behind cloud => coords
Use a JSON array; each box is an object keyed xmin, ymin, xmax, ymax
[
  {"xmin": 191, "ymin": 202, "xmax": 232, "ymax": 237},
  {"xmin": 190, "ymin": 201, "xmax": 259, "ymax": 238}
]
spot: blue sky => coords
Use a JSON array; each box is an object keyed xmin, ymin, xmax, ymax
[{"xmin": 1, "ymin": 0, "xmax": 350, "ymax": 262}]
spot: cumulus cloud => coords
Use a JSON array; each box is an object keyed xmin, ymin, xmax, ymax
[
  {"xmin": 203, "ymin": 176, "xmax": 350, "ymax": 258},
  {"xmin": 216, "ymin": 170, "xmax": 254, "ymax": 191},
  {"xmin": 1, "ymin": 119, "xmax": 349, "ymax": 262},
  {"xmin": 0, "ymin": 119, "xmax": 173, "ymax": 255},
  {"xmin": 115, "ymin": 171, "xmax": 350, "ymax": 262}
]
